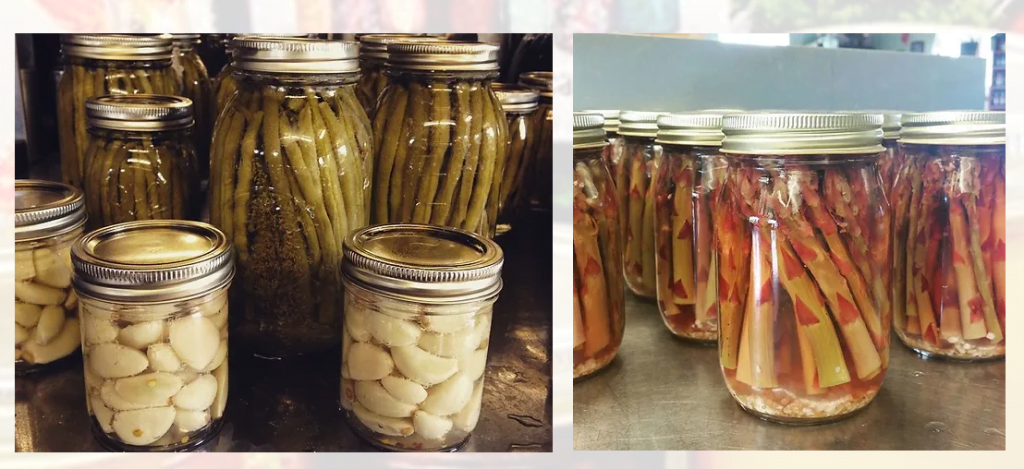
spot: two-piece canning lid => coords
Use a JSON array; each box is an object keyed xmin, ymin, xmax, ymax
[
  {"xmin": 385, "ymin": 41, "xmax": 499, "ymax": 72},
  {"xmin": 492, "ymin": 83, "xmax": 539, "ymax": 113},
  {"xmin": 15, "ymin": 180, "xmax": 87, "ymax": 242},
  {"xmin": 72, "ymin": 220, "xmax": 235, "ymax": 303},
  {"xmin": 359, "ymin": 34, "xmax": 446, "ymax": 61},
  {"xmin": 519, "ymin": 71, "xmax": 553, "ymax": 99},
  {"xmin": 232, "ymin": 36, "xmax": 359, "ymax": 74},
  {"xmin": 656, "ymin": 112, "xmax": 729, "ymax": 147},
  {"xmin": 582, "ymin": 110, "xmax": 620, "ymax": 134},
  {"xmin": 62, "ymin": 34, "xmax": 174, "ymax": 61},
  {"xmin": 86, "ymin": 94, "xmax": 194, "ymax": 132},
  {"xmin": 900, "ymin": 111, "xmax": 1005, "ymax": 145},
  {"xmin": 722, "ymin": 112, "xmax": 885, "ymax": 155},
  {"xmin": 618, "ymin": 111, "xmax": 663, "ymax": 138},
  {"xmin": 573, "ymin": 113, "xmax": 608, "ymax": 150},
  {"xmin": 342, "ymin": 224, "xmax": 504, "ymax": 305}
]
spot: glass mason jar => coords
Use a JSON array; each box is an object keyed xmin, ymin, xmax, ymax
[
  {"xmin": 652, "ymin": 113, "xmax": 729, "ymax": 342},
  {"xmin": 718, "ymin": 113, "xmax": 891, "ymax": 424},
  {"xmin": 371, "ymin": 42, "xmax": 506, "ymax": 237},
  {"xmin": 356, "ymin": 34, "xmax": 445, "ymax": 117},
  {"xmin": 572, "ymin": 113, "xmax": 625, "ymax": 379},
  {"xmin": 168, "ymin": 34, "xmax": 213, "ymax": 177},
  {"xmin": 617, "ymin": 111, "xmax": 662, "ymax": 299},
  {"xmin": 877, "ymin": 112, "xmax": 902, "ymax": 199},
  {"xmin": 581, "ymin": 110, "xmax": 624, "ymax": 181},
  {"xmin": 340, "ymin": 225, "xmax": 503, "ymax": 451},
  {"xmin": 71, "ymin": 220, "xmax": 234, "ymax": 451},
  {"xmin": 893, "ymin": 111, "xmax": 1005, "ymax": 360},
  {"xmin": 82, "ymin": 95, "xmax": 200, "ymax": 229},
  {"xmin": 57, "ymin": 34, "xmax": 180, "ymax": 190},
  {"xmin": 209, "ymin": 37, "xmax": 373, "ymax": 357},
  {"xmin": 15, "ymin": 180, "xmax": 87, "ymax": 373},
  {"xmin": 517, "ymin": 71, "xmax": 553, "ymax": 212},
  {"xmin": 492, "ymin": 84, "xmax": 539, "ymax": 235},
  {"xmin": 211, "ymin": 62, "xmax": 236, "ymax": 124}
]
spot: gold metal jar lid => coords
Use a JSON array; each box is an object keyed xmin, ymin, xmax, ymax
[
  {"xmin": 342, "ymin": 224, "xmax": 504, "ymax": 305},
  {"xmin": 900, "ymin": 111, "xmax": 1005, "ymax": 145},
  {"xmin": 161, "ymin": 33, "xmax": 201, "ymax": 50},
  {"xmin": 62, "ymin": 34, "xmax": 174, "ymax": 61},
  {"xmin": 86, "ymin": 94, "xmax": 194, "ymax": 132},
  {"xmin": 573, "ymin": 113, "xmax": 608, "ymax": 149},
  {"xmin": 656, "ymin": 112, "xmax": 727, "ymax": 147},
  {"xmin": 385, "ymin": 41, "xmax": 499, "ymax": 72},
  {"xmin": 359, "ymin": 34, "xmax": 445, "ymax": 61},
  {"xmin": 232, "ymin": 37, "xmax": 359, "ymax": 74},
  {"xmin": 722, "ymin": 112, "xmax": 884, "ymax": 155},
  {"xmin": 492, "ymin": 84, "xmax": 539, "ymax": 113},
  {"xmin": 619, "ymin": 111, "xmax": 663, "ymax": 138},
  {"xmin": 580, "ymin": 110, "xmax": 620, "ymax": 134},
  {"xmin": 71, "ymin": 220, "xmax": 235, "ymax": 303},
  {"xmin": 518, "ymin": 71, "xmax": 553, "ymax": 99},
  {"xmin": 15, "ymin": 180, "xmax": 87, "ymax": 242}
]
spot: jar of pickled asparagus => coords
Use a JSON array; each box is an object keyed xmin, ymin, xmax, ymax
[
  {"xmin": 356, "ymin": 34, "xmax": 445, "ymax": 117},
  {"xmin": 58, "ymin": 34, "xmax": 180, "ymax": 190},
  {"xmin": 209, "ymin": 37, "xmax": 373, "ymax": 357},
  {"xmin": 517, "ymin": 71, "xmax": 553, "ymax": 212},
  {"xmin": 572, "ymin": 113, "xmax": 625, "ymax": 379},
  {"xmin": 581, "ymin": 110, "xmax": 623, "ymax": 180},
  {"xmin": 340, "ymin": 224, "xmax": 503, "ymax": 451},
  {"xmin": 718, "ymin": 113, "xmax": 891, "ymax": 423},
  {"xmin": 492, "ymin": 84, "xmax": 540, "ymax": 234},
  {"xmin": 372, "ymin": 42, "xmax": 506, "ymax": 237},
  {"xmin": 878, "ymin": 112, "xmax": 902, "ymax": 198},
  {"xmin": 617, "ymin": 111, "xmax": 663, "ymax": 299},
  {"xmin": 71, "ymin": 220, "xmax": 233, "ymax": 451},
  {"xmin": 167, "ymin": 34, "xmax": 213, "ymax": 177},
  {"xmin": 83, "ymin": 94, "xmax": 199, "ymax": 229},
  {"xmin": 652, "ymin": 113, "xmax": 729, "ymax": 341},
  {"xmin": 893, "ymin": 111, "xmax": 1005, "ymax": 360},
  {"xmin": 15, "ymin": 180, "xmax": 87, "ymax": 373}
]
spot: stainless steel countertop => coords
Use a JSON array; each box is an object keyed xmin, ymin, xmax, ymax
[{"xmin": 573, "ymin": 293, "xmax": 1006, "ymax": 450}]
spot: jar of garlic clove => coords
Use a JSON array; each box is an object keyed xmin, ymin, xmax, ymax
[
  {"xmin": 15, "ymin": 180, "xmax": 88, "ymax": 373},
  {"xmin": 340, "ymin": 224, "xmax": 503, "ymax": 451},
  {"xmin": 71, "ymin": 220, "xmax": 234, "ymax": 451}
]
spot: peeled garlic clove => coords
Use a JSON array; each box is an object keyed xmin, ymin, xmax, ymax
[
  {"xmin": 414, "ymin": 410, "xmax": 453, "ymax": 440},
  {"xmin": 199, "ymin": 293, "xmax": 228, "ymax": 318},
  {"xmin": 391, "ymin": 345, "xmax": 458, "ymax": 386},
  {"xmin": 351, "ymin": 401, "xmax": 414, "ymax": 437},
  {"xmin": 101, "ymin": 380, "xmax": 150, "ymax": 411},
  {"xmin": 342, "ymin": 327, "xmax": 353, "ymax": 358},
  {"xmin": 84, "ymin": 361, "xmax": 103, "ymax": 393},
  {"xmin": 470, "ymin": 315, "xmax": 492, "ymax": 349},
  {"xmin": 420, "ymin": 372, "xmax": 474, "ymax": 416},
  {"xmin": 15, "ymin": 281, "xmax": 65, "ymax": 306},
  {"xmin": 174, "ymin": 409, "xmax": 210, "ymax": 433},
  {"xmin": 34, "ymin": 305, "xmax": 66, "ymax": 346},
  {"xmin": 354, "ymin": 380, "xmax": 417, "ymax": 418},
  {"xmin": 90, "ymin": 343, "xmax": 149, "ymax": 378},
  {"xmin": 84, "ymin": 315, "xmax": 119, "ymax": 345},
  {"xmin": 146, "ymin": 343, "xmax": 183, "ymax": 372},
  {"xmin": 173, "ymin": 374, "xmax": 217, "ymax": 411},
  {"xmin": 199, "ymin": 340, "xmax": 227, "ymax": 373},
  {"xmin": 458, "ymin": 349, "xmax": 488, "ymax": 382},
  {"xmin": 118, "ymin": 321, "xmax": 165, "ymax": 350},
  {"xmin": 212, "ymin": 361, "xmax": 228, "ymax": 419},
  {"xmin": 418, "ymin": 328, "xmax": 476, "ymax": 358},
  {"xmin": 14, "ymin": 303, "xmax": 42, "ymax": 328},
  {"xmin": 112, "ymin": 406, "xmax": 176, "ymax": 446},
  {"xmin": 421, "ymin": 315, "xmax": 474, "ymax": 334},
  {"xmin": 366, "ymin": 312, "xmax": 421, "ymax": 347},
  {"xmin": 345, "ymin": 307, "xmax": 372, "ymax": 342},
  {"xmin": 15, "ymin": 250, "xmax": 35, "ymax": 281},
  {"xmin": 114, "ymin": 372, "xmax": 183, "ymax": 406},
  {"xmin": 340, "ymin": 379, "xmax": 355, "ymax": 411},
  {"xmin": 91, "ymin": 395, "xmax": 116, "ymax": 433},
  {"xmin": 15, "ymin": 324, "xmax": 30, "ymax": 345},
  {"xmin": 168, "ymin": 315, "xmax": 219, "ymax": 370},
  {"xmin": 452, "ymin": 379, "xmax": 484, "ymax": 432},
  {"xmin": 64, "ymin": 290, "xmax": 78, "ymax": 310},
  {"xmin": 34, "ymin": 247, "xmax": 72, "ymax": 288},
  {"xmin": 22, "ymin": 318, "xmax": 80, "ymax": 364},
  {"xmin": 347, "ymin": 342, "xmax": 394, "ymax": 381},
  {"xmin": 381, "ymin": 376, "xmax": 428, "ymax": 405},
  {"xmin": 207, "ymin": 310, "xmax": 228, "ymax": 330}
]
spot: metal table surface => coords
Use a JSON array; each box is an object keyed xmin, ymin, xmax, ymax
[
  {"xmin": 15, "ymin": 217, "xmax": 553, "ymax": 453},
  {"xmin": 573, "ymin": 293, "xmax": 1006, "ymax": 451}
]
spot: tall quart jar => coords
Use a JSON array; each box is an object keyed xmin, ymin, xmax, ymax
[
  {"xmin": 371, "ymin": 42, "xmax": 507, "ymax": 237},
  {"xmin": 340, "ymin": 224, "xmax": 503, "ymax": 451},
  {"xmin": 57, "ymin": 34, "xmax": 180, "ymax": 190},
  {"xmin": 572, "ymin": 113, "xmax": 625, "ymax": 379},
  {"xmin": 517, "ymin": 71, "xmax": 553, "ymax": 212},
  {"xmin": 492, "ymin": 83, "xmax": 539, "ymax": 235},
  {"xmin": 617, "ymin": 111, "xmax": 662, "ymax": 299},
  {"xmin": 651, "ymin": 113, "xmax": 729, "ymax": 341},
  {"xmin": 718, "ymin": 113, "xmax": 891, "ymax": 423},
  {"xmin": 355, "ymin": 34, "xmax": 444, "ymax": 117},
  {"xmin": 82, "ymin": 94, "xmax": 199, "ymax": 229},
  {"xmin": 209, "ymin": 37, "xmax": 373, "ymax": 357},
  {"xmin": 892, "ymin": 111, "xmax": 1005, "ymax": 360},
  {"xmin": 167, "ymin": 34, "xmax": 213, "ymax": 176},
  {"xmin": 15, "ymin": 180, "xmax": 87, "ymax": 373},
  {"xmin": 72, "ymin": 220, "xmax": 234, "ymax": 451}
]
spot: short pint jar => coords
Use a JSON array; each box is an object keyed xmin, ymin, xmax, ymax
[
  {"xmin": 72, "ymin": 221, "xmax": 234, "ymax": 451},
  {"xmin": 15, "ymin": 180, "xmax": 88, "ymax": 372},
  {"xmin": 340, "ymin": 224, "xmax": 503, "ymax": 451}
]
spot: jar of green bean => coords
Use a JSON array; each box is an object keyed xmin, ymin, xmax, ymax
[
  {"xmin": 167, "ymin": 34, "xmax": 213, "ymax": 178},
  {"xmin": 356, "ymin": 34, "xmax": 445, "ymax": 117},
  {"xmin": 491, "ymin": 83, "xmax": 539, "ymax": 235},
  {"xmin": 517, "ymin": 71, "xmax": 553, "ymax": 212}
]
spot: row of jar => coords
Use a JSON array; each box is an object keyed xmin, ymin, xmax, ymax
[
  {"xmin": 571, "ymin": 109, "xmax": 1006, "ymax": 423},
  {"xmin": 15, "ymin": 180, "xmax": 504, "ymax": 451}
]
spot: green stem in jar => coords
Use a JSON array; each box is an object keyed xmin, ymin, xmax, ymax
[
  {"xmin": 83, "ymin": 138, "xmax": 105, "ymax": 225},
  {"xmin": 307, "ymin": 95, "xmax": 349, "ymax": 254},
  {"xmin": 451, "ymin": 84, "xmax": 485, "ymax": 229},
  {"xmin": 640, "ymin": 159, "xmax": 658, "ymax": 291},
  {"xmin": 149, "ymin": 137, "xmax": 171, "ymax": 218},
  {"xmin": 337, "ymin": 90, "xmax": 375, "ymax": 221},
  {"xmin": 388, "ymin": 81, "xmax": 423, "ymax": 222},
  {"xmin": 372, "ymin": 86, "xmax": 409, "ymax": 224},
  {"xmin": 218, "ymin": 104, "xmax": 247, "ymax": 240},
  {"xmin": 72, "ymin": 65, "xmax": 91, "ymax": 186},
  {"xmin": 333, "ymin": 92, "xmax": 370, "ymax": 227},
  {"xmin": 316, "ymin": 98, "xmax": 360, "ymax": 231},
  {"xmin": 485, "ymin": 91, "xmax": 509, "ymax": 236},
  {"xmin": 233, "ymin": 110, "xmax": 264, "ymax": 264},
  {"xmin": 280, "ymin": 109, "xmax": 326, "ymax": 270},
  {"xmin": 57, "ymin": 70, "xmax": 78, "ymax": 188},
  {"xmin": 261, "ymin": 88, "xmax": 310, "ymax": 272},
  {"xmin": 400, "ymin": 81, "xmax": 433, "ymax": 223},
  {"xmin": 464, "ymin": 84, "xmax": 499, "ymax": 234},
  {"xmin": 498, "ymin": 114, "xmax": 528, "ymax": 212},
  {"xmin": 431, "ymin": 82, "xmax": 472, "ymax": 226},
  {"xmin": 297, "ymin": 103, "xmax": 340, "ymax": 266},
  {"xmin": 626, "ymin": 146, "xmax": 647, "ymax": 282},
  {"xmin": 98, "ymin": 140, "xmax": 124, "ymax": 226},
  {"xmin": 413, "ymin": 80, "xmax": 452, "ymax": 224}
]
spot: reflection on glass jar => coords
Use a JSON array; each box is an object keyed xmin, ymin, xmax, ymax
[
  {"xmin": 71, "ymin": 220, "xmax": 234, "ymax": 451},
  {"xmin": 15, "ymin": 181, "xmax": 87, "ymax": 373},
  {"xmin": 572, "ymin": 113, "xmax": 625, "ymax": 379},
  {"xmin": 893, "ymin": 112, "xmax": 1005, "ymax": 360},
  {"xmin": 340, "ymin": 225, "xmax": 503, "ymax": 451},
  {"xmin": 718, "ymin": 113, "xmax": 891, "ymax": 424},
  {"xmin": 616, "ymin": 111, "xmax": 662, "ymax": 299}
]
